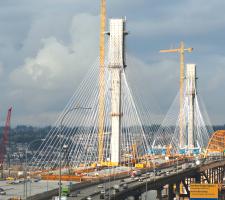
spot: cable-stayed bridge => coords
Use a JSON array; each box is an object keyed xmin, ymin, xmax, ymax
[
  {"xmin": 29, "ymin": 19, "xmax": 214, "ymax": 173},
  {"xmin": 22, "ymin": 1, "xmax": 225, "ymax": 200}
]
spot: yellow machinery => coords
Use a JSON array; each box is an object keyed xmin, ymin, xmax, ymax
[
  {"xmin": 98, "ymin": 0, "xmax": 106, "ymax": 164},
  {"xmin": 132, "ymin": 143, "xmax": 138, "ymax": 163},
  {"xmin": 160, "ymin": 41, "xmax": 193, "ymax": 148},
  {"xmin": 166, "ymin": 145, "xmax": 172, "ymax": 156}
]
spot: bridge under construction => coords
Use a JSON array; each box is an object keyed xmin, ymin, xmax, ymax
[
  {"xmin": 0, "ymin": 0, "xmax": 224, "ymax": 200},
  {"xmin": 21, "ymin": 0, "xmax": 223, "ymax": 182}
]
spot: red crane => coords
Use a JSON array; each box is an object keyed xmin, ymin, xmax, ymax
[{"xmin": 0, "ymin": 107, "xmax": 12, "ymax": 167}]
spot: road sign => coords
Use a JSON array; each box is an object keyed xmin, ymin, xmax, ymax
[{"xmin": 190, "ymin": 184, "xmax": 218, "ymax": 200}]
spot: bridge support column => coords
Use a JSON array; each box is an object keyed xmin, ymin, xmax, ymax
[
  {"xmin": 168, "ymin": 184, "xmax": 174, "ymax": 200},
  {"xmin": 181, "ymin": 179, "xmax": 190, "ymax": 197},
  {"xmin": 175, "ymin": 182, "xmax": 180, "ymax": 200},
  {"xmin": 195, "ymin": 173, "xmax": 201, "ymax": 183},
  {"xmin": 156, "ymin": 188, "xmax": 163, "ymax": 200},
  {"xmin": 202, "ymin": 171, "xmax": 210, "ymax": 183}
]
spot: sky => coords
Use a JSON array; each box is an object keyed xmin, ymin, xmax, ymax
[{"xmin": 0, "ymin": 0, "xmax": 225, "ymax": 126}]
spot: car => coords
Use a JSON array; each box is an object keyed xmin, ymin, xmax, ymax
[
  {"xmin": 52, "ymin": 197, "xmax": 67, "ymax": 200},
  {"xmin": 155, "ymin": 172, "xmax": 160, "ymax": 176},
  {"xmin": 100, "ymin": 190, "xmax": 105, "ymax": 194},
  {"xmin": 11, "ymin": 180, "xmax": 20, "ymax": 184},
  {"xmin": 138, "ymin": 178, "xmax": 143, "ymax": 182},
  {"xmin": 0, "ymin": 188, "xmax": 6, "ymax": 195},
  {"xmin": 33, "ymin": 178, "xmax": 41, "ymax": 182},
  {"xmin": 120, "ymin": 179, "xmax": 125, "ymax": 183},
  {"xmin": 86, "ymin": 196, "xmax": 92, "ymax": 200},
  {"xmin": 98, "ymin": 184, "xmax": 104, "ymax": 188},
  {"xmin": 122, "ymin": 183, "xmax": 128, "ymax": 189},
  {"xmin": 68, "ymin": 193, "xmax": 77, "ymax": 197},
  {"xmin": 113, "ymin": 184, "xmax": 120, "ymax": 192},
  {"xmin": 69, "ymin": 190, "xmax": 80, "ymax": 197}
]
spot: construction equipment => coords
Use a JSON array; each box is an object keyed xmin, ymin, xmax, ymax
[
  {"xmin": 166, "ymin": 145, "xmax": 172, "ymax": 156},
  {"xmin": 132, "ymin": 143, "xmax": 138, "ymax": 163},
  {"xmin": 0, "ymin": 107, "xmax": 12, "ymax": 178},
  {"xmin": 160, "ymin": 41, "xmax": 193, "ymax": 149},
  {"xmin": 98, "ymin": 0, "xmax": 106, "ymax": 164}
]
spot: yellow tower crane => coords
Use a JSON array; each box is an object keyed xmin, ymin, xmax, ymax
[
  {"xmin": 160, "ymin": 41, "xmax": 193, "ymax": 149},
  {"xmin": 98, "ymin": 0, "xmax": 106, "ymax": 164}
]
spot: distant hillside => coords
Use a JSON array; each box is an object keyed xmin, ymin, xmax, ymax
[{"xmin": 0, "ymin": 124, "xmax": 224, "ymax": 150}]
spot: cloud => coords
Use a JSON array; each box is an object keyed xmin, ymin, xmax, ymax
[
  {"xmin": 128, "ymin": 0, "xmax": 225, "ymax": 38},
  {"xmin": 0, "ymin": 0, "xmax": 224, "ymax": 126},
  {"xmin": 10, "ymin": 13, "xmax": 99, "ymax": 90},
  {"xmin": 7, "ymin": 13, "xmax": 99, "ymax": 125}
]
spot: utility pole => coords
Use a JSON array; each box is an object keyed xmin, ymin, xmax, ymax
[{"xmin": 160, "ymin": 41, "xmax": 193, "ymax": 149}]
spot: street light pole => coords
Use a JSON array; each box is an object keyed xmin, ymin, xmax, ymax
[
  {"xmin": 25, "ymin": 138, "xmax": 45, "ymax": 199},
  {"xmin": 145, "ymin": 157, "xmax": 148, "ymax": 200},
  {"xmin": 58, "ymin": 106, "xmax": 91, "ymax": 200},
  {"xmin": 176, "ymin": 158, "xmax": 178, "ymax": 175}
]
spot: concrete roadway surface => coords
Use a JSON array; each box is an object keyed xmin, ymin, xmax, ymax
[
  {"xmin": 90, "ymin": 166, "xmax": 178, "ymax": 200},
  {"xmin": 0, "ymin": 180, "xmax": 71, "ymax": 200},
  {"xmin": 42, "ymin": 158, "xmax": 221, "ymax": 200},
  {"xmin": 89, "ymin": 159, "xmax": 220, "ymax": 200},
  {"xmin": 65, "ymin": 165, "xmax": 183, "ymax": 200}
]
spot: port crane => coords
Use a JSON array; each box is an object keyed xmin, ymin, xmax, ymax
[
  {"xmin": 0, "ymin": 107, "xmax": 12, "ymax": 178},
  {"xmin": 98, "ymin": 0, "xmax": 106, "ymax": 165}
]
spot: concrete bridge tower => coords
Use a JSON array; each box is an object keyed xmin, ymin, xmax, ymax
[
  {"xmin": 186, "ymin": 64, "xmax": 197, "ymax": 149},
  {"xmin": 108, "ymin": 18, "xmax": 127, "ymax": 165}
]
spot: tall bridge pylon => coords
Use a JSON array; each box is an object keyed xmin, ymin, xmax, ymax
[
  {"xmin": 160, "ymin": 42, "xmax": 193, "ymax": 149},
  {"xmin": 155, "ymin": 60, "xmax": 213, "ymax": 155},
  {"xmin": 29, "ymin": 17, "xmax": 150, "ymax": 170},
  {"xmin": 109, "ymin": 19, "xmax": 127, "ymax": 165},
  {"xmin": 186, "ymin": 64, "xmax": 196, "ymax": 149}
]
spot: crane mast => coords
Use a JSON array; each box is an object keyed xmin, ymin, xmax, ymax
[
  {"xmin": 0, "ymin": 107, "xmax": 12, "ymax": 178},
  {"xmin": 160, "ymin": 41, "xmax": 193, "ymax": 149},
  {"xmin": 98, "ymin": 0, "xmax": 106, "ymax": 164}
]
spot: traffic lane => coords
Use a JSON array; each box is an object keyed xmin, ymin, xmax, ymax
[
  {"xmin": 90, "ymin": 167, "xmax": 181, "ymax": 199},
  {"xmin": 79, "ymin": 178, "xmax": 135, "ymax": 200},
  {"xmin": 99, "ymin": 168, "xmax": 188, "ymax": 199},
  {"xmin": 95, "ymin": 161, "xmax": 196, "ymax": 198},
  {"xmin": 70, "ymin": 179, "xmax": 122, "ymax": 200},
  {"xmin": 91, "ymin": 176, "xmax": 152, "ymax": 200}
]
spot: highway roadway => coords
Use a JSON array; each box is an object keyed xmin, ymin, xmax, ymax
[
  {"xmin": 89, "ymin": 166, "xmax": 179, "ymax": 200},
  {"xmin": 65, "ymin": 164, "xmax": 184, "ymax": 200},
  {"xmin": 68, "ymin": 158, "xmax": 223, "ymax": 200},
  {"xmin": 39, "ymin": 156, "xmax": 224, "ymax": 200}
]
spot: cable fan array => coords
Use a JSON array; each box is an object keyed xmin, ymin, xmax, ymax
[
  {"xmin": 29, "ymin": 53, "xmax": 151, "ymax": 170},
  {"xmin": 154, "ymin": 87, "xmax": 213, "ymax": 154}
]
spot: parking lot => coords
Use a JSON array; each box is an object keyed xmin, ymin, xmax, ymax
[{"xmin": 0, "ymin": 180, "xmax": 72, "ymax": 200}]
